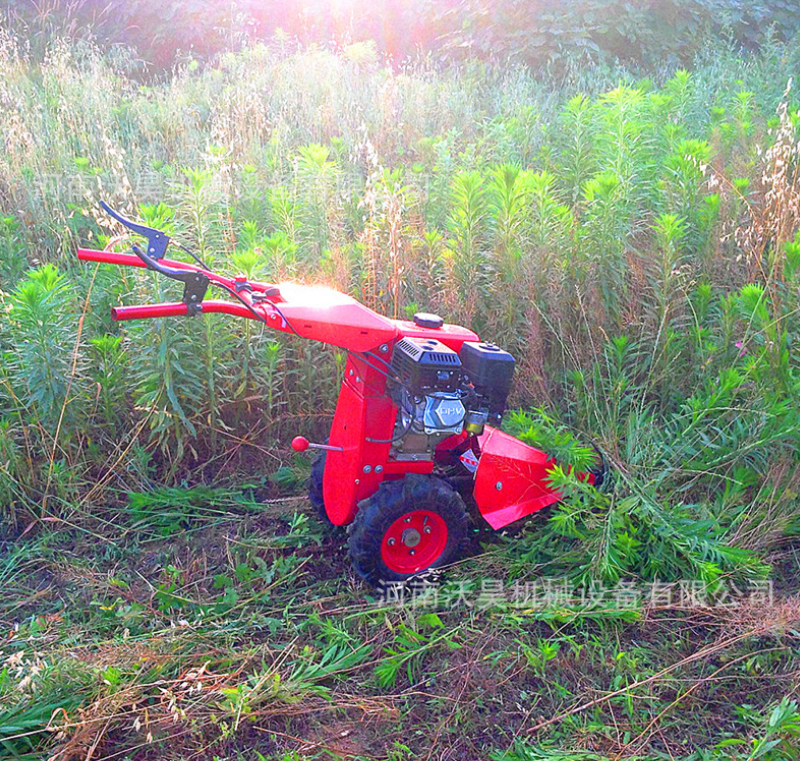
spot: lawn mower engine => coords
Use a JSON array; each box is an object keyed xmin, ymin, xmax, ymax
[{"xmin": 388, "ymin": 336, "xmax": 516, "ymax": 461}]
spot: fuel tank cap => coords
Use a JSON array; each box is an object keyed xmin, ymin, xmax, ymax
[{"xmin": 413, "ymin": 312, "xmax": 444, "ymax": 329}]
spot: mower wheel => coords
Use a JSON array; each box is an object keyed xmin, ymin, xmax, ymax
[
  {"xmin": 308, "ymin": 447, "xmax": 335, "ymax": 528},
  {"xmin": 347, "ymin": 474, "xmax": 469, "ymax": 586}
]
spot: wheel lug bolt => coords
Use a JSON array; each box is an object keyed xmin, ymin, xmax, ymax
[
  {"xmin": 423, "ymin": 526, "xmax": 432, "ymax": 534},
  {"xmin": 409, "ymin": 549, "xmax": 415, "ymax": 556},
  {"xmin": 404, "ymin": 517, "xmax": 411, "ymax": 523},
  {"xmin": 388, "ymin": 538, "xmax": 396, "ymax": 546}
]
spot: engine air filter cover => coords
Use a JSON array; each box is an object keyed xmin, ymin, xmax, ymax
[{"xmin": 391, "ymin": 337, "xmax": 461, "ymax": 393}]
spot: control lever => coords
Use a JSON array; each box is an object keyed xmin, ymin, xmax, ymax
[
  {"xmin": 291, "ymin": 437, "xmax": 343, "ymax": 453},
  {"xmin": 130, "ymin": 244, "xmax": 210, "ymax": 315},
  {"xmin": 97, "ymin": 202, "xmax": 210, "ymax": 315},
  {"xmin": 100, "ymin": 200, "xmax": 170, "ymax": 261}
]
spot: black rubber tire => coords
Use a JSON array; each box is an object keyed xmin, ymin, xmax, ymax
[
  {"xmin": 308, "ymin": 448, "xmax": 335, "ymax": 528},
  {"xmin": 347, "ymin": 474, "xmax": 470, "ymax": 586}
]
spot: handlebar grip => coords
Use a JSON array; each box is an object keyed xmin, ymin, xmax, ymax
[
  {"xmin": 77, "ymin": 249, "xmax": 202, "ymax": 276},
  {"xmin": 77, "ymin": 249, "xmax": 148, "ymax": 268},
  {"xmin": 111, "ymin": 301, "xmax": 261, "ymax": 322},
  {"xmin": 111, "ymin": 303, "xmax": 189, "ymax": 321}
]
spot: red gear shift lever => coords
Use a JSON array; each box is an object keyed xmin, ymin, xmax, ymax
[{"xmin": 291, "ymin": 436, "xmax": 342, "ymax": 453}]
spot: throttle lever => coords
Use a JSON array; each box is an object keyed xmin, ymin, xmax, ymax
[
  {"xmin": 100, "ymin": 200, "xmax": 169, "ymax": 261},
  {"xmin": 131, "ymin": 243, "xmax": 183, "ymax": 277},
  {"xmin": 132, "ymin": 243, "xmax": 210, "ymax": 316}
]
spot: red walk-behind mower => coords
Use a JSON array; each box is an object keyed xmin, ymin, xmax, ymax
[{"xmin": 79, "ymin": 202, "xmax": 603, "ymax": 585}]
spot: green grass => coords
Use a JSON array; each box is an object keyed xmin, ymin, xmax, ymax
[
  {"xmin": 1, "ymin": 499, "xmax": 799, "ymax": 759},
  {"xmin": 2, "ymin": 21, "xmax": 800, "ymax": 761}
]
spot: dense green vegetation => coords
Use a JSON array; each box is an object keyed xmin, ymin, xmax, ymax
[
  {"xmin": 2, "ymin": 8, "xmax": 800, "ymax": 760},
  {"xmin": 5, "ymin": 0, "xmax": 800, "ymax": 72}
]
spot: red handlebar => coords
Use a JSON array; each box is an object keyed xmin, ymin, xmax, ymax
[
  {"xmin": 78, "ymin": 248, "xmax": 280, "ymax": 296},
  {"xmin": 79, "ymin": 248, "xmax": 194, "ymax": 271},
  {"xmin": 111, "ymin": 303, "xmax": 189, "ymax": 320},
  {"xmin": 78, "ymin": 246, "xmax": 403, "ymax": 351},
  {"xmin": 80, "ymin": 247, "xmax": 275, "ymax": 322},
  {"xmin": 111, "ymin": 300, "xmax": 259, "ymax": 322}
]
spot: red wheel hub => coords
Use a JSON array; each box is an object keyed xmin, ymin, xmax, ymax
[{"xmin": 380, "ymin": 510, "xmax": 448, "ymax": 574}]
